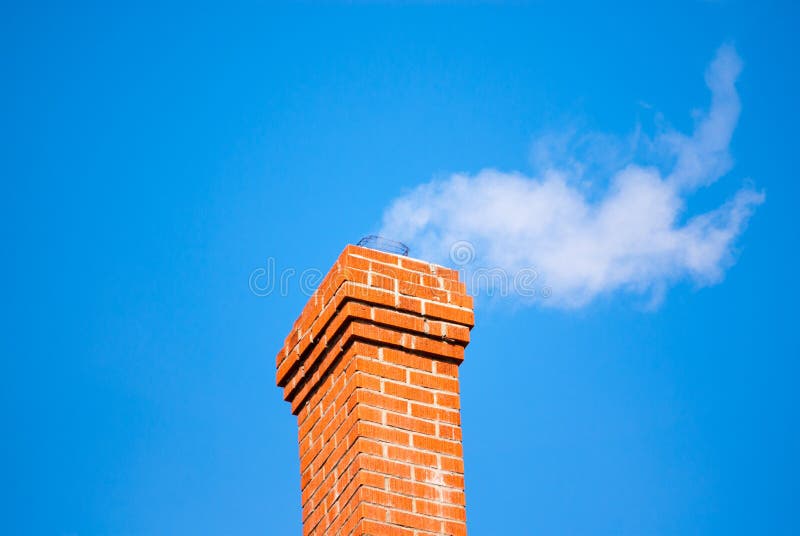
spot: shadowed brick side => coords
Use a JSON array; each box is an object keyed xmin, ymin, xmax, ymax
[{"xmin": 277, "ymin": 245, "xmax": 473, "ymax": 536}]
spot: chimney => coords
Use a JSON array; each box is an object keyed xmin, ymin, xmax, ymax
[{"xmin": 276, "ymin": 244, "xmax": 474, "ymax": 535}]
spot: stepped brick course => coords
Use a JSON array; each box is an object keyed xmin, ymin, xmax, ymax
[{"xmin": 276, "ymin": 245, "xmax": 474, "ymax": 535}]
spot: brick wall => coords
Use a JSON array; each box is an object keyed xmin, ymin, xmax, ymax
[{"xmin": 276, "ymin": 244, "xmax": 474, "ymax": 535}]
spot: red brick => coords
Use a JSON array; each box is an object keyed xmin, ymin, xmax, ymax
[
  {"xmin": 359, "ymin": 454, "xmax": 413, "ymax": 479},
  {"xmin": 356, "ymin": 356, "xmax": 407, "ymax": 382},
  {"xmin": 361, "ymin": 487, "xmax": 414, "ymax": 512},
  {"xmin": 389, "ymin": 510, "xmax": 443, "ymax": 532},
  {"xmin": 355, "ymin": 389, "xmax": 409, "ymax": 414},
  {"xmin": 424, "ymin": 301, "xmax": 475, "ymax": 327},
  {"xmin": 443, "ymin": 520, "xmax": 468, "ymax": 536},
  {"xmin": 440, "ymin": 456, "xmax": 465, "ymax": 474},
  {"xmin": 357, "ymin": 519, "xmax": 415, "ymax": 536},
  {"xmin": 398, "ymin": 256, "xmax": 434, "ymax": 274},
  {"xmin": 276, "ymin": 244, "xmax": 472, "ymax": 535},
  {"xmin": 357, "ymin": 421, "xmax": 411, "ymax": 446},
  {"xmin": 412, "ymin": 434, "xmax": 463, "ymax": 457},
  {"xmin": 385, "ymin": 412, "xmax": 437, "ymax": 436},
  {"xmin": 383, "ymin": 381, "xmax": 435, "ymax": 405},
  {"xmin": 386, "ymin": 444, "xmax": 439, "ymax": 468},
  {"xmin": 434, "ymin": 361, "xmax": 460, "ymax": 378},
  {"xmin": 387, "ymin": 477, "xmax": 440, "ymax": 500},
  {"xmin": 438, "ymin": 423, "xmax": 463, "ymax": 441},
  {"xmin": 409, "ymin": 371, "xmax": 460, "ymax": 393},
  {"xmin": 436, "ymin": 392, "xmax": 461, "ymax": 409},
  {"xmin": 347, "ymin": 245, "xmax": 401, "ymax": 266},
  {"xmin": 381, "ymin": 348, "xmax": 433, "ymax": 372},
  {"xmin": 410, "ymin": 403, "xmax": 461, "ymax": 425}
]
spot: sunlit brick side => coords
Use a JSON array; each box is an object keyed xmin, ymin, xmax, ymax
[{"xmin": 277, "ymin": 244, "xmax": 473, "ymax": 536}]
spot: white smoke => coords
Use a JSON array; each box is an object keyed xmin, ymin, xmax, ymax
[{"xmin": 380, "ymin": 44, "xmax": 764, "ymax": 308}]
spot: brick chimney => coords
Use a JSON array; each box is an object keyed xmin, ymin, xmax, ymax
[{"xmin": 276, "ymin": 244, "xmax": 474, "ymax": 535}]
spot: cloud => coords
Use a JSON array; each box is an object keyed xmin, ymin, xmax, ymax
[{"xmin": 379, "ymin": 44, "xmax": 764, "ymax": 308}]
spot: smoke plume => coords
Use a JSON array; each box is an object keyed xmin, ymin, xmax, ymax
[{"xmin": 380, "ymin": 44, "xmax": 763, "ymax": 308}]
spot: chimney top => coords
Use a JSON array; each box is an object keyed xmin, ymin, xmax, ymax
[{"xmin": 356, "ymin": 235, "xmax": 410, "ymax": 256}]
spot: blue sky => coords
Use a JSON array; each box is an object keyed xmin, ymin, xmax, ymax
[{"xmin": 4, "ymin": 2, "xmax": 799, "ymax": 534}]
